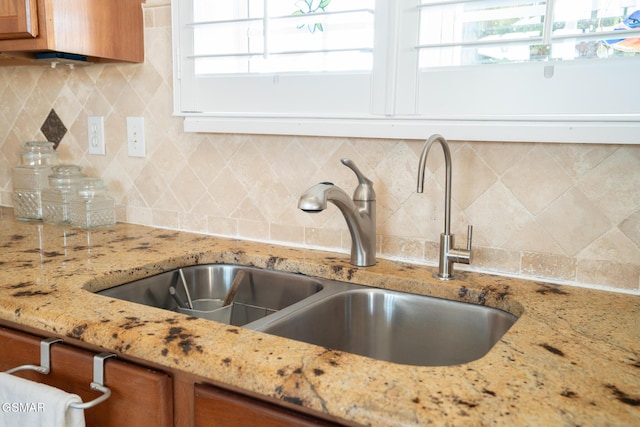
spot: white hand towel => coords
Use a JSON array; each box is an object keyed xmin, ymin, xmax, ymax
[{"xmin": 0, "ymin": 372, "xmax": 86, "ymax": 427}]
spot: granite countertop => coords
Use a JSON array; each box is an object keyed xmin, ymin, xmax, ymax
[{"xmin": 0, "ymin": 207, "xmax": 638, "ymax": 426}]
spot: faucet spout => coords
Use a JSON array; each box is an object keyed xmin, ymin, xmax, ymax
[
  {"xmin": 298, "ymin": 182, "xmax": 347, "ymax": 212},
  {"xmin": 417, "ymin": 134, "xmax": 472, "ymax": 280},
  {"xmin": 299, "ymin": 160, "xmax": 376, "ymax": 267},
  {"xmin": 417, "ymin": 134, "xmax": 452, "ymax": 235}
]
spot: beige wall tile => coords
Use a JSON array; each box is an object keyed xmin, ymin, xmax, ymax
[
  {"xmin": 503, "ymin": 220, "xmax": 565, "ymax": 255},
  {"xmin": 305, "ymin": 227, "xmax": 342, "ymax": 249},
  {"xmin": 207, "ymin": 216, "xmax": 237, "ymax": 236},
  {"xmin": 472, "ymin": 247, "xmax": 522, "ymax": 275},
  {"xmin": 375, "ymin": 142, "xmax": 420, "ymax": 205},
  {"xmin": 578, "ymin": 148, "xmax": 640, "ymax": 224},
  {"xmin": 237, "ymin": 219, "xmax": 270, "ymax": 241},
  {"xmin": 536, "ymin": 188, "xmax": 610, "ymax": 257},
  {"xmin": 577, "ymin": 259, "xmax": 640, "ymax": 290},
  {"xmin": 208, "ymin": 169, "xmax": 247, "ymax": 217},
  {"xmin": 473, "ymin": 141, "xmax": 533, "ymax": 175},
  {"xmin": 521, "ymin": 252, "xmax": 576, "ymax": 282},
  {"xmin": 153, "ymin": 209, "xmax": 179, "ymax": 229},
  {"xmin": 465, "ymin": 182, "xmax": 532, "ymax": 247},
  {"xmin": 544, "ymin": 143, "xmax": 617, "ymax": 180},
  {"xmin": 502, "ymin": 145, "xmax": 573, "ymax": 215},
  {"xmin": 579, "ymin": 229, "xmax": 640, "ymax": 264},
  {"xmin": 451, "ymin": 145, "xmax": 497, "ymax": 210},
  {"xmin": 179, "ymin": 211, "xmax": 208, "ymax": 234},
  {"xmin": 380, "ymin": 236, "xmax": 425, "ymax": 260},
  {"xmin": 619, "ymin": 210, "xmax": 640, "ymax": 248},
  {"xmin": 270, "ymin": 223, "xmax": 305, "ymax": 245}
]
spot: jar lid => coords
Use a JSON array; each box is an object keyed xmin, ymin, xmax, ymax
[
  {"xmin": 77, "ymin": 178, "xmax": 108, "ymax": 198},
  {"xmin": 48, "ymin": 165, "xmax": 86, "ymax": 187},
  {"xmin": 19, "ymin": 141, "xmax": 58, "ymax": 166}
]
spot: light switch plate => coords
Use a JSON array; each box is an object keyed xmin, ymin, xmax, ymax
[
  {"xmin": 88, "ymin": 116, "xmax": 105, "ymax": 155},
  {"xmin": 127, "ymin": 116, "xmax": 146, "ymax": 158}
]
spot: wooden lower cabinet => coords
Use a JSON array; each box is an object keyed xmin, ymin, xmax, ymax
[
  {"xmin": 0, "ymin": 326, "xmax": 173, "ymax": 427},
  {"xmin": 0, "ymin": 324, "xmax": 348, "ymax": 427},
  {"xmin": 194, "ymin": 384, "xmax": 342, "ymax": 427}
]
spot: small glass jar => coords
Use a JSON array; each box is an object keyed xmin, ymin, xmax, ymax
[
  {"xmin": 41, "ymin": 165, "xmax": 86, "ymax": 225},
  {"xmin": 69, "ymin": 178, "xmax": 116, "ymax": 229},
  {"xmin": 12, "ymin": 141, "xmax": 59, "ymax": 221}
]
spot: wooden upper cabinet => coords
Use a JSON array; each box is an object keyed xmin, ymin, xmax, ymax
[
  {"xmin": 0, "ymin": 0, "xmax": 39, "ymax": 40},
  {"xmin": 0, "ymin": 0, "xmax": 144, "ymax": 63}
]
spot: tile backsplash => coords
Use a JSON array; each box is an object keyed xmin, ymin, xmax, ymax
[{"xmin": 0, "ymin": 2, "xmax": 638, "ymax": 293}]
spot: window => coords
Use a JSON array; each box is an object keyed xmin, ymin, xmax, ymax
[
  {"xmin": 419, "ymin": 0, "xmax": 640, "ymax": 67},
  {"xmin": 192, "ymin": 1, "xmax": 374, "ymax": 74},
  {"xmin": 173, "ymin": 1, "xmax": 375, "ymax": 117},
  {"xmin": 173, "ymin": 0, "xmax": 640, "ymax": 144}
]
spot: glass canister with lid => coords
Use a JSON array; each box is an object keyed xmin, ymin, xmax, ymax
[
  {"xmin": 69, "ymin": 178, "xmax": 116, "ymax": 229},
  {"xmin": 41, "ymin": 165, "xmax": 86, "ymax": 225},
  {"xmin": 12, "ymin": 141, "xmax": 59, "ymax": 221}
]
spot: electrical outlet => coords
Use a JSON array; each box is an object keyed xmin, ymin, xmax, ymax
[
  {"xmin": 87, "ymin": 116, "xmax": 105, "ymax": 155},
  {"xmin": 127, "ymin": 117, "xmax": 145, "ymax": 158}
]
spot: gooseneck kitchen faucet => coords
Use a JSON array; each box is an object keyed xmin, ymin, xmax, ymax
[{"xmin": 417, "ymin": 134, "xmax": 473, "ymax": 279}]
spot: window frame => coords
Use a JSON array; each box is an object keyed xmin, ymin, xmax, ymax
[{"xmin": 172, "ymin": 0, "xmax": 640, "ymax": 144}]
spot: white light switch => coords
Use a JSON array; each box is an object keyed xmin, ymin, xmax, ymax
[
  {"xmin": 127, "ymin": 117, "xmax": 146, "ymax": 158},
  {"xmin": 88, "ymin": 116, "xmax": 105, "ymax": 155}
]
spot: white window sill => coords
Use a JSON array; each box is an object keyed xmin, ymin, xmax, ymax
[{"xmin": 181, "ymin": 114, "xmax": 640, "ymax": 144}]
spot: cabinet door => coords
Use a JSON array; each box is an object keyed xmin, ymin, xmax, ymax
[
  {"xmin": 0, "ymin": 327, "xmax": 173, "ymax": 427},
  {"xmin": 0, "ymin": 0, "xmax": 38, "ymax": 39},
  {"xmin": 194, "ymin": 383, "xmax": 344, "ymax": 427}
]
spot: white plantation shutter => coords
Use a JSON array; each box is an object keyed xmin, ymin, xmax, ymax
[
  {"xmin": 174, "ymin": 0, "xmax": 375, "ymax": 115},
  {"xmin": 173, "ymin": 0, "xmax": 640, "ymax": 144},
  {"xmin": 414, "ymin": 0, "xmax": 640, "ymax": 125}
]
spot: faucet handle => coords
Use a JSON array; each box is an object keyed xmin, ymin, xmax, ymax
[
  {"xmin": 447, "ymin": 224, "xmax": 473, "ymax": 268},
  {"xmin": 341, "ymin": 159, "xmax": 375, "ymax": 201}
]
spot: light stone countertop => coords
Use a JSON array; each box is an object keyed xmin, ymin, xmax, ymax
[{"xmin": 0, "ymin": 207, "xmax": 638, "ymax": 426}]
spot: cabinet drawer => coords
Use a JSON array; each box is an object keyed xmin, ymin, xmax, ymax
[
  {"xmin": 0, "ymin": 327, "xmax": 172, "ymax": 427},
  {"xmin": 195, "ymin": 383, "xmax": 343, "ymax": 427}
]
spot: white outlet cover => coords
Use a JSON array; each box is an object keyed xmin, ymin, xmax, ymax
[
  {"xmin": 88, "ymin": 116, "xmax": 105, "ymax": 155},
  {"xmin": 127, "ymin": 117, "xmax": 146, "ymax": 158}
]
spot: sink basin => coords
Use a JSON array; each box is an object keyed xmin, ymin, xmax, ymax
[
  {"xmin": 257, "ymin": 288, "xmax": 517, "ymax": 366},
  {"xmin": 98, "ymin": 264, "xmax": 518, "ymax": 366},
  {"xmin": 98, "ymin": 264, "xmax": 324, "ymax": 327}
]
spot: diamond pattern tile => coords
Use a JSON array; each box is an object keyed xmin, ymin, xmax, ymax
[
  {"xmin": 466, "ymin": 182, "xmax": 533, "ymax": 247},
  {"xmin": 451, "ymin": 145, "xmax": 497, "ymax": 210},
  {"xmin": 579, "ymin": 229, "xmax": 640, "ymax": 264},
  {"xmin": 537, "ymin": 188, "xmax": 610, "ymax": 256},
  {"xmin": 0, "ymin": 3, "xmax": 638, "ymax": 291},
  {"xmin": 619, "ymin": 209, "xmax": 640, "ymax": 248},
  {"xmin": 502, "ymin": 145, "xmax": 573, "ymax": 215},
  {"xmin": 40, "ymin": 109, "xmax": 67, "ymax": 148},
  {"xmin": 578, "ymin": 148, "xmax": 640, "ymax": 224}
]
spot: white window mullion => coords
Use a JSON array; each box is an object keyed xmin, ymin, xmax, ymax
[
  {"xmin": 173, "ymin": 0, "xmax": 197, "ymax": 113},
  {"xmin": 372, "ymin": 0, "xmax": 421, "ymax": 116},
  {"xmin": 395, "ymin": 0, "xmax": 421, "ymax": 116},
  {"xmin": 542, "ymin": 0, "xmax": 555, "ymax": 45},
  {"xmin": 371, "ymin": 0, "xmax": 397, "ymax": 116},
  {"xmin": 263, "ymin": 0, "xmax": 269, "ymax": 58}
]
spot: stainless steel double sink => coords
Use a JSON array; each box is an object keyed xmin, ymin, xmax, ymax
[{"xmin": 98, "ymin": 264, "xmax": 518, "ymax": 366}]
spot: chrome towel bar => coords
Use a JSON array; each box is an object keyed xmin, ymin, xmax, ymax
[
  {"xmin": 5, "ymin": 337, "xmax": 62, "ymax": 375},
  {"xmin": 4, "ymin": 337, "xmax": 116, "ymax": 410}
]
